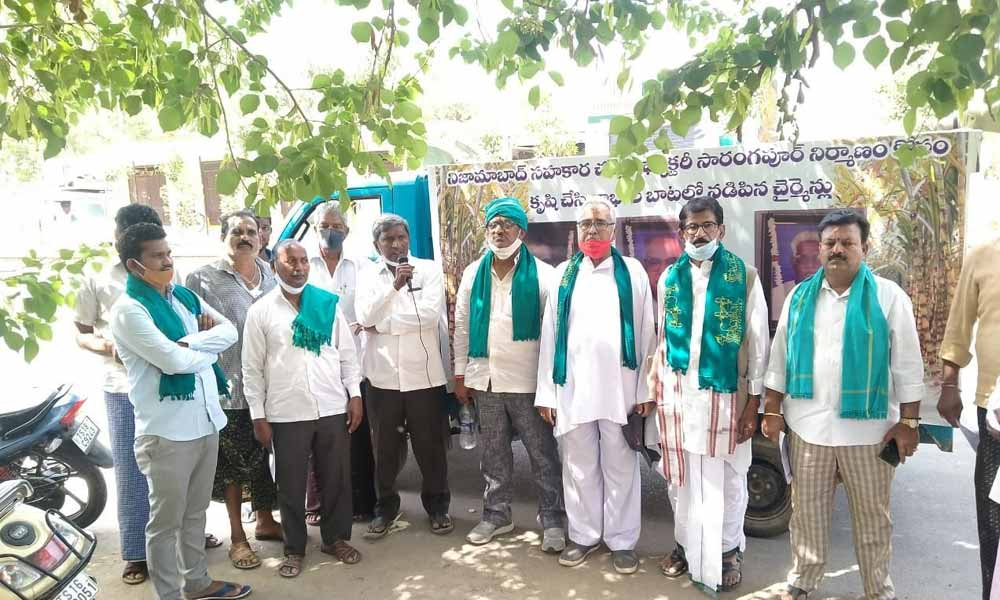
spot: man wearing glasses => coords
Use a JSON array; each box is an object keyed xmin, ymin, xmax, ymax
[
  {"xmin": 649, "ymin": 197, "xmax": 769, "ymax": 592},
  {"xmin": 453, "ymin": 197, "xmax": 566, "ymax": 551},
  {"xmin": 535, "ymin": 198, "xmax": 656, "ymax": 574}
]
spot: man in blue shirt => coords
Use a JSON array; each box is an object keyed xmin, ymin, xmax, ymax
[{"xmin": 111, "ymin": 222, "xmax": 251, "ymax": 600}]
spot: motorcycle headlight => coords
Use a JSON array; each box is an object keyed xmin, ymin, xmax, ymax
[{"xmin": 0, "ymin": 560, "xmax": 43, "ymax": 591}]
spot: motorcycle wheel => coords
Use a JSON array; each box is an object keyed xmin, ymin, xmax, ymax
[{"xmin": 9, "ymin": 447, "xmax": 108, "ymax": 529}]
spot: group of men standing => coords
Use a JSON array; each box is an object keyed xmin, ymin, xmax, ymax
[{"xmin": 77, "ymin": 190, "xmax": 998, "ymax": 600}]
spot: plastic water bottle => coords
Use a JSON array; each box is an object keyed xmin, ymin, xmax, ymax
[{"xmin": 459, "ymin": 403, "xmax": 478, "ymax": 450}]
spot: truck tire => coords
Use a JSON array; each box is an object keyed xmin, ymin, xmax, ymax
[{"xmin": 744, "ymin": 433, "xmax": 792, "ymax": 538}]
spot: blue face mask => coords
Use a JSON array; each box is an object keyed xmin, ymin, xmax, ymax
[
  {"xmin": 685, "ymin": 239, "xmax": 719, "ymax": 261},
  {"xmin": 322, "ymin": 229, "xmax": 346, "ymax": 251}
]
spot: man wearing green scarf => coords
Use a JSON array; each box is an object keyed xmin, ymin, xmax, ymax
[
  {"xmin": 453, "ymin": 197, "xmax": 566, "ymax": 552},
  {"xmin": 762, "ymin": 209, "xmax": 925, "ymax": 600},
  {"xmin": 110, "ymin": 223, "xmax": 251, "ymax": 600},
  {"xmin": 535, "ymin": 199, "xmax": 656, "ymax": 575},
  {"xmin": 649, "ymin": 197, "xmax": 770, "ymax": 593}
]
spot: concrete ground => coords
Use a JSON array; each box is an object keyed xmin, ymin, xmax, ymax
[{"xmin": 2, "ymin": 316, "xmax": 982, "ymax": 600}]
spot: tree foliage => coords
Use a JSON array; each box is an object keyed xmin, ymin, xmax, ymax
[{"xmin": 0, "ymin": 0, "xmax": 998, "ymax": 359}]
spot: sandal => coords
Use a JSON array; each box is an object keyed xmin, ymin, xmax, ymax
[
  {"xmin": 429, "ymin": 513, "xmax": 454, "ymax": 535},
  {"xmin": 228, "ymin": 542, "xmax": 262, "ymax": 570},
  {"xmin": 305, "ymin": 512, "xmax": 322, "ymax": 527},
  {"xmin": 278, "ymin": 554, "xmax": 304, "ymax": 578},
  {"xmin": 321, "ymin": 540, "xmax": 362, "ymax": 564},
  {"xmin": 121, "ymin": 560, "xmax": 148, "ymax": 585},
  {"xmin": 364, "ymin": 513, "xmax": 400, "ymax": 540},
  {"xmin": 205, "ymin": 533, "xmax": 223, "ymax": 549},
  {"xmin": 780, "ymin": 586, "xmax": 809, "ymax": 600},
  {"xmin": 185, "ymin": 580, "xmax": 252, "ymax": 599},
  {"xmin": 720, "ymin": 548, "xmax": 743, "ymax": 592},
  {"xmin": 660, "ymin": 545, "xmax": 688, "ymax": 578}
]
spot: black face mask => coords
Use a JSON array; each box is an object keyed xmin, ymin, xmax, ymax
[{"xmin": 322, "ymin": 229, "xmax": 346, "ymax": 251}]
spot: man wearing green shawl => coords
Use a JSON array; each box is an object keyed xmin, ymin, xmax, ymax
[
  {"xmin": 110, "ymin": 223, "xmax": 252, "ymax": 600},
  {"xmin": 648, "ymin": 198, "xmax": 770, "ymax": 593},
  {"xmin": 535, "ymin": 199, "xmax": 656, "ymax": 575},
  {"xmin": 762, "ymin": 209, "xmax": 925, "ymax": 600},
  {"xmin": 453, "ymin": 197, "xmax": 566, "ymax": 552}
]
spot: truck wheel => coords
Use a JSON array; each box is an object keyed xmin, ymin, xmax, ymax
[{"xmin": 744, "ymin": 434, "xmax": 792, "ymax": 538}]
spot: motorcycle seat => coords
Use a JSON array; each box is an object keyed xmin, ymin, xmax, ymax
[{"xmin": 0, "ymin": 387, "xmax": 67, "ymax": 439}]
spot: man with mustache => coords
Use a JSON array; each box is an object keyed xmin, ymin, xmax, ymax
[
  {"xmin": 762, "ymin": 209, "xmax": 925, "ymax": 600},
  {"xmin": 453, "ymin": 197, "xmax": 565, "ymax": 551},
  {"xmin": 305, "ymin": 203, "xmax": 377, "ymax": 525},
  {"xmin": 185, "ymin": 211, "xmax": 281, "ymax": 570},
  {"xmin": 650, "ymin": 197, "xmax": 769, "ymax": 592},
  {"xmin": 243, "ymin": 239, "xmax": 364, "ymax": 578},
  {"xmin": 535, "ymin": 198, "xmax": 655, "ymax": 574},
  {"xmin": 111, "ymin": 223, "xmax": 250, "ymax": 600}
]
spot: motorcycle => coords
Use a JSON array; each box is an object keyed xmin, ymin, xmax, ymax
[
  {"xmin": 0, "ymin": 479, "xmax": 98, "ymax": 600},
  {"xmin": 0, "ymin": 385, "xmax": 112, "ymax": 529}
]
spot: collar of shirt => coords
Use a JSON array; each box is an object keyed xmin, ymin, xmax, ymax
[{"xmin": 580, "ymin": 254, "xmax": 615, "ymax": 274}]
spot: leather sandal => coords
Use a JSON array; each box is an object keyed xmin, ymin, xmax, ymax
[
  {"xmin": 720, "ymin": 548, "xmax": 743, "ymax": 592},
  {"xmin": 321, "ymin": 540, "xmax": 362, "ymax": 564},
  {"xmin": 660, "ymin": 545, "xmax": 688, "ymax": 578},
  {"xmin": 121, "ymin": 561, "xmax": 148, "ymax": 585},
  {"xmin": 278, "ymin": 554, "xmax": 304, "ymax": 578},
  {"xmin": 228, "ymin": 542, "xmax": 261, "ymax": 570}
]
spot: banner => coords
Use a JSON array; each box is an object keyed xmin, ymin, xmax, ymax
[{"xmin": 431, "ymin": 130, "xmax": 983, "ymax": 440}]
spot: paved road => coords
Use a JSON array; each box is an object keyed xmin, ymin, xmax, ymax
[{"xmin": 1, "ymin": 316, "xmax": 982, "ymax": 599}]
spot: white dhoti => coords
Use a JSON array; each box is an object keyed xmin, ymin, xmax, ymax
[{"xmin": 560, "ymin": 419, "xmax": 642, "ymax": 550}]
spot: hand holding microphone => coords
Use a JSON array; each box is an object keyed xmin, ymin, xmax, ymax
[{"xmin": 392, "ymin": 256, "xmax": 417, "ymax": 291}]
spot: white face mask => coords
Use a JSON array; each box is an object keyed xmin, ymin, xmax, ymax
[
  {"xmin": 383, "ymin": 256, "xmax": 408, "ymax": 268},
  {"xmin": 685, "ymin": 239, "xmax": 720, "ymax": 262},
  {"xmin": 277, "ymin": 273, "xmax": 306, "ymax": 295},
  {"xmin": 488, "ymin": 238, "xmax": 522, "ymax": 260}
]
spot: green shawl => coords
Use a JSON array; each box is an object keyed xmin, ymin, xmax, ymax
[
  {"xmin": 663, "ymin": 244, "xmax": 747, "ymax": 394},
  {"xmin": 552, "ymin": 248, "xmax": 637, "ymax": 385},
  {"xmin": 124, "ymin": 274, "xmax": 229, "ymax": 401},
  {"xmin": 785, "ymin": 264, "xmax": 889, "ymax": 419},
  {"xmin": 291, "ymin": 284, "xmax": 339, "ymax": 356},
  {"xmin": 468, "ymin": 244, "xmax": 541, "ymax": 358}
]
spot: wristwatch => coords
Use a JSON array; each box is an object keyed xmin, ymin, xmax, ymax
[{"xmin": 900, "ymin": 417, "xmax": 920, "ymax": 429}]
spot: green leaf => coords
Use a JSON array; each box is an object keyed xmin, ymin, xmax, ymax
[
  {"xmin": 453, "ymin": 5, "xmax": 469, "ymax": 25},
  {"xmin": 497, "ymin": 29, "xmax": 519, "ymax": 57},
  {"xmin": 646, "ymin": 154, "xmax": 668, "ymax": 173},
  {"xmin": 312, "ymin": 74, "xmax": 332, "ymax": 88},
  {"xmin": 833, "ymin": 42, "xmax": 856, "ymax": 69},
  {"xmin": 609, "ymin": 116, "xmax": 631, "ymax": 135},
  {"xmin": 216, "ymin": 167, "xmax": 240, "ymax": 195},
  {"xmin": 528, "ymin": 85, "xmax": 540, "ymax": 108},
  {"xmin": 863, "ymin": 36, "xmax": 889, "ymax": 67},
  {"xmin": 924, "ymin": 3, "xmax": 960, "ymax": 42},
  {"xmin": 418, "ymin": 19, "xmax": 439, "ymax": 44},
  {"xmin": 886, "ymin": 20, "xmax": 908, "ymax": 43},
  {"xmin": 397, "ymin": 101, "xmax": 421, "ymax": 121},
  {"xmin": 881, "ymin": 0, "xmax": 907, "ymax": 17},
  {"xmin": 903, "ymin": 107, "xmax": 916, "ymax": 134},
  {"xmin": 23, "ymin": 337, "xmax": 38, "ymax": 363},
  {"xmin": 953, "ymin": 34, "xmax": 985, "ymax": 64},
  {"xmin": 240, "ymin": 94, "xmax": 260, "ymax": 115},
  {"xmin": 253, "ymin": 154, "xmax": 279, "ymax": 174},
  {"xmin": 889, "ymin": 45, "xmax": 909, "ymax": 72},
  {"xmin": 157, "ymin": 106, "xmax": 183, "ymax": 131},
  {"xmin": 351, "ymin": 21, "xmax": 373, "ymax": 43},
  {"xmin": 124, "ymin": 95, "xmax": 142, "ymax": 116},
  {"xmin": 265, "ymin": 95, "xmax": 279, "ymax": 111},
  {"xmin": 548, "ymin": 71, "xmax": 564, "ymax": 86},
  {"xmin": 852, "ymin": 16, "xmax": 880, "ymax": 38}
]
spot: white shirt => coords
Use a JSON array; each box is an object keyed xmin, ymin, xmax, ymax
[
  {"xmin": 535, "ymin": 255, "xmax": 656, "ymax": 436},
  {"xmin": 764, "ymin": 274, "xmax": 925, "ymax": 446},
  {"xmin": 454, "ymin": 254, "xmax": 554, "ymax": 394},
  {"xmin": 242, "ymin": 287, "xmax": 363, "ymax": 423},
  {"xmin": 309, "ymin": 254, "xmax": 367, "ymax": 370},
  {"xmin": 356, "ymin": 256, "xmax": 447, "ymax": 392},
  {"xmin": 110, "ymin": 286, "xmax": 236, "ymax": 440}
]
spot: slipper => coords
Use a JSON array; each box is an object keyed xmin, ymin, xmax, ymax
[
  {"xmin": 305, "ymin": 512, "xmax": 322, "ymax": 527},
  {"xmin": 364, "ymin": 513, "xmax": 401, "ymax": 540},
  {"xmin": 185, "ymin": 581, "xmax": 252, "ymax": 599},
  {"xmin": 279, "ymin": 554, "xmax": 304, "ymax": 578},
  {"xmin": 121, "ymin": 561, "xmax": 148, "ymax": 585},
  {"xmin": 228, "ymin": 542, "xmax": 262, "ymax": 570},
  {"xmin": 204, "ymin": 533, "xmax": 223, "ymax": 549},
  {"xmin": 429, "ymin": 513, "xmax": 454, "ymax": 535}
]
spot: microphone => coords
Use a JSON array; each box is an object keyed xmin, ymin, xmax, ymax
[{"xmin": 397, "ymin": 256, "xmax": 421, "ymax": 292}]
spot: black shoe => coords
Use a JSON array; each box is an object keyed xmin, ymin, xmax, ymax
[{"xmin": 558, "ymin": 541, "xmax": 600, "ymax": 567}]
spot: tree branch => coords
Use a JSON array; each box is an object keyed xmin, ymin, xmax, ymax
[{"xmin": 202, "ymin": 11, "xmax": 250, "ymax": 195}]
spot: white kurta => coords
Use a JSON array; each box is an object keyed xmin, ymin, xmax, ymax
[
  {"xmin": 535, "ymin": 254, "xmax": 655, "ymax": 550},
  {"xmin": 650, "ymin": 258, "xmax": 770, "ymax": 591}
]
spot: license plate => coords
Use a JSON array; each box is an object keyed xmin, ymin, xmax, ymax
[
  {"xmin": 71, "ymin": 417, "xmax": 99, "ymax": 454},
  {"xmin": 56, "ymin": 571, "xmax": 98, "ymax": 600}
]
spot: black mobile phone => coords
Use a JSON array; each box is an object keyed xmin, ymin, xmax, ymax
[{"xmin": 879, "ymin": 439, "xmax": 900, "ymax": 467}]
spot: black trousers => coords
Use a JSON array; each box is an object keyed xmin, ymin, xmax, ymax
[
  {"xmin": 367, "ymin": 384, "xmax": 450, "ymax": 518},
  {"xmin": 977, "ymin": 407, "xmax": 1000, "ymax": 600},
  {"xmin": 272, "ymin": 416, "xmax": 352, "ymax": 555}
]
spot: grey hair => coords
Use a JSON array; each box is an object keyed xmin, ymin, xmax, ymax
[
  {"xmin": 371, "ymin": 213, "xmax": 409, "ymax": 242},
  {"xmin": 272, "ymin": 238, "xmax": 304, "ymax": 259},
  {"xmin": 578, "ymin": 197, "xmax": 617, "ymax": 223},
  {"xmin": 312, "ymin": 202, "xmax": 345, "ymax": 226}
]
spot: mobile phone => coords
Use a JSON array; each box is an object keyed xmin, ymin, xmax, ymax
[{"xmin": 879, "ymin": 439, "xmax": 900, "ymax": 467}]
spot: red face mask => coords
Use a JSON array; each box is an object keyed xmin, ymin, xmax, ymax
[{"xmin": 580, "ymin": 239, "xmax": 612, "ymax": 259}]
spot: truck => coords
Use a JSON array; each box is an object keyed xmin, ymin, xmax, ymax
[{"xmin": 275, "ymin": 128, "xmax": 988, "ymax": 538}]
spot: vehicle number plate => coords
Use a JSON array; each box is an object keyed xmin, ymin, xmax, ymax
[
  {"xmin": 71, "ymin": 417, "xmax": 99, "ymax": 454},
  {"xmin": 56, "ymin": 572, "xmax": 99, "ymax": 600}
]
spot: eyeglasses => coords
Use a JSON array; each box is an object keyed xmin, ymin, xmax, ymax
[
  {"xmin": 682, "ymin": 222, "xmax": 719, "ymax": 234},
  {"xmin": 485, "ymin": 218, "xmax": 519, "ymax": 232},
  {"xmin": 577, "ymin": 219, "xmax": 614, "ymax": 231}
]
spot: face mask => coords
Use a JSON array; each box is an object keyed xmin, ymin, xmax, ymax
[
  {"xmin": 321, "ymin": 229, "xmax": 346, "ymax": 251},
  {"xmin": 488, "ymin": 238, "xmax": 522, "ymax": 260},
  {"xmin": 130, "ymin": 260, "xmax": 174, "ymax": 288},
  {"xmin": 277, "ymin": 274, "xmax": 306, "ymax": 295},
  {"xmin": 383, "ymin": 256, "xmax": 407, "ymax": 268},
  {"xmin": 580, "ymin": 239, "xmax": 613, "ymax": 259},
  {"xmin": 685, "ymin": 239, "xmax": 720, "ymax": 262}
]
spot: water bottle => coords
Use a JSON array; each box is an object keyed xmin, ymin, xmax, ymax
[{"xmin": 459, "ymin": 403, "xmax": 478, "ymax": 450}]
